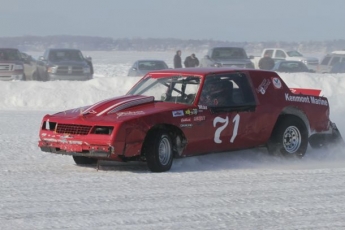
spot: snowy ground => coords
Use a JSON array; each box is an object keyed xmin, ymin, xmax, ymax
[{"xmin": 1, "ymin": 51, "xmax": 345, "ymax": 230}]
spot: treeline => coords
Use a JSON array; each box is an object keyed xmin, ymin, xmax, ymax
[{"xmin": 0, "ymin": 35, "xmax": 344, "ymax": 54}]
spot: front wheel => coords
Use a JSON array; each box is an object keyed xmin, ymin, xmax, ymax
[
  {"xmin": 144, "ymin": 130, "xmax": 174, "ymax": 172},
  {"xmin": 267, "ymin": 116, "xmax": 308, "ymax": 158},
  {"xmin": 73, "ymin": 156, "xmax": 98, "ymax": 165}
]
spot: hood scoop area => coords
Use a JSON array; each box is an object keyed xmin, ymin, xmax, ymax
[
  {"xmin": 104, "ymin": 96, "xmax": 154, "ymax": 115},
  {"xmin": 81, "ymin": 95, "xmax": 154, "ymax": 117}
]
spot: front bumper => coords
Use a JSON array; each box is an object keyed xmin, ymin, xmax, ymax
[
  {"xmin": 0, "ymin": 72, "xmax": 24, "ymax": 81},
  {"xmin": 48, "ymin": 73, "xmax": 92, "ymax": 81},
  {"xmin": 39, "ymin": 140, "xmax": 114, "ymax": 158}
]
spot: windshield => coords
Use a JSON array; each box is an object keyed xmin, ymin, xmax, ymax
[
  {"xmin": 0, "ymin": 49, "xmax": 22, "ymax": 61},
  {"xmin": 211, "ymin": 48, "xmax": 247, "ymax": 59},
  {"xmin": 286, "ymin": 50, "xmax": 303, "ymax": 57},
  {"xmin": 48, "ymin": 50, "xmax": 84, "ymax": 61},
  {"xmin": 127, "ymin": 75, "xmax": 201, "ymax": 105}
]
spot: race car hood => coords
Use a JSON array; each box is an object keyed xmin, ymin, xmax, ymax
[
  {"xmin": 52, "ymin": 95, "xmax": 155, "ymax": 118},
  {"xmin": 43, "ymin": 94, "xmax": 193, "ymax": 129}
]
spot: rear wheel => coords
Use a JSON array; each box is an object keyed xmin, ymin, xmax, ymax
[
  {"xmin": 267, "ymin": 116, "xmax": 308, "ymax": 158},
  {"xmin": 73, "ymin": 156, "xmax": 98, "ymax": 165},
  {"xmin": 144, "ymin": 130, "xmax": 173, "ymax": 172}
]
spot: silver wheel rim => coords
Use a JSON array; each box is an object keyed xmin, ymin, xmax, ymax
[
  {"xmin": 283, "ymin": 126, "xmax": 301, "ymax": 153},
  {"xmin": 158, "ymin": 136, "xmax": 171, "ymax": 166}
]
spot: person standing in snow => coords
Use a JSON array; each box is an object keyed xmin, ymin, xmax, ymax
[
  {"xmin": 258, "ymin": 54, "xmax": 275, "ymax": 70},
  {"xmin": 174, "ymin": 50, "xmax": 182, "ymax": 68},
  {"xmin": 184, "ymin": 53, "xmax": 199, "ymax": 67}
]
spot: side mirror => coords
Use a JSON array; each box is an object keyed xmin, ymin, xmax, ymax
[
  {"xmin": 38, "ymin": 56, "xmax": 45, "ymax": 61},
  {"xmin": 132, "ymin": 67, "xmax": 137, "ymax": 71}
]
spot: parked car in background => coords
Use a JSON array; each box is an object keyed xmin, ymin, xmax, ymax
[
  {"xmin": 199, "ymin": 47, "xmax": 254, "ymax": 69},
  {"xmin": 250, "ymin": 48, "xmax": 319, "ymax": 71},
  {"xmin": 38, "ymin": 68, "xmax": 342, "ymax": 172},
  {"xmin": 272, "ymin": 60, "xmax": 315, "ymax": 73},
  {"xmin": 21, "ymin": 52, "xmax": 39, "ymax": 80},
  {"xmin": 330, "ymin": 61, "xmax": 345, "ymax": 73},
  {"xmin": 318, "ymin": 51, "xmax": 345, "ymax": 73},
  {"xmin": 0, "ymin": 48, "xmax": 25, "ymax": 81},
  {"xmin": 36, "ymin": 48, "xmax": 93, "ymax": 81},
  {"xmin": 128, "ymin": 60, "xmax": 169, "ymax": 76}
]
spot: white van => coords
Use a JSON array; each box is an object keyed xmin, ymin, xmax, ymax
[{"xmin": 318, "ymin": 51, "xmax": 345, "ymax": 73}]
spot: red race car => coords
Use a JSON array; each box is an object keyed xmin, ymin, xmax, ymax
[{"xmin": 38, "ymin": 68, "xmax": 343, "ymax": 172}]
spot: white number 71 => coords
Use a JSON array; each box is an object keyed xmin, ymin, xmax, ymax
[{"xmin": 213, "ymin": 114, "xmax": 240, "ymax": 144}]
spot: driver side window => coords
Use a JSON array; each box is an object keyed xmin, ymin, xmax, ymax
[{"xmin": 199, "ymin": 73, "xmax": 255, "ymax": 107}]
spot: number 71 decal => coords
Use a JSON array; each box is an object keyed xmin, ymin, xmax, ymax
[{"xmin": 213, "ymin": 114, "xmax": 240, "ymax": 143}]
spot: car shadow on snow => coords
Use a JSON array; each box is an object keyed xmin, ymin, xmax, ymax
[{"xmin": 84, "ymin": 145, "xmax": 345, "ymax": 173}]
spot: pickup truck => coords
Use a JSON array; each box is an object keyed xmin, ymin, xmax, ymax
[
  {"xmin": 250, "ymin": 48, "xmax": 319, "ymax": 71},
  {"xmin": 36, "ymin": 48, "xmax": 93, "ymax": 81},
  {"xmin": 0, "ymin": 48, "xmax": 25, "ymax": 81},
  {"xmin": 199, "ymin": 47, "xmax": 254, "ymax": 69}
]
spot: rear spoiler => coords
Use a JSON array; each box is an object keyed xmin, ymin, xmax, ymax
[{"xmin": 290, "ymin": 88, "xmax": 321, "ymax": 96}]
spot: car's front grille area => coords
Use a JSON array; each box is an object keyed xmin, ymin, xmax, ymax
[
  {"xmin": 307, "ymin": 61, "xmax": 319, "ymax": 65},
  {"xmin": 0, "ymin": 64, "xmax": 13, "ymax": 71},
  {"xmin": 56, "ymin": 66, "xmax": 83, "ymax": 75},
  {"xmin": 56, "ymin": 124, "xmax": 92, "ymax": 135}
]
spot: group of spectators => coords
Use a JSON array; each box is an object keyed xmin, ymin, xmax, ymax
[
  {"xmin": 173, "ymin": 50, "xmax": 199, "ymax": 68},
  {"xmin": 173, "ymin": 49, "xmax": 276, "ymax": 70}
]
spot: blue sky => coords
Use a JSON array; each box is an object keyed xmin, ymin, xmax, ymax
[{"xmin": 1, "ymin": 0, "xmax": 344, "ymax": 42}]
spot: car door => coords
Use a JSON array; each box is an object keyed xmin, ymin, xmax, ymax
[{"xmin": 187, "ymin": 73, "xmax": 259, "ymax": 155}]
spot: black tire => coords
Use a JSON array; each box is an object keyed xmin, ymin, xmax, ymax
[
  {"xmin": 144, "ymin": 130, "xmax": 174, "ymax": 172},
  {"xmin": 73, "ymin": 156, "xmax": 98, "ymax": 165},
  {"xmin": 267, "ymin": 116, "xmax": 308, "ymax": 158}
]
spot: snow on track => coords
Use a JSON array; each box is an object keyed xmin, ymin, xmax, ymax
[{"xmin": 1, "ymin": 111, "xmax": 345, "ymax": 230}]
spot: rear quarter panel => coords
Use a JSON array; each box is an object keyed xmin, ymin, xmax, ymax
[{"xmin": 248, "ymin": 70, "xmax": 330, "ymax": 141}]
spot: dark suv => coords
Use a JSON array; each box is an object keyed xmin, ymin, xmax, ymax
[
  {"xmin": 0, "ymin": 48, "xmax": 25, "ymax": 81},
  {"xmin": 36, "ymin": 48, "xmax": 93, "ymax": 81}
]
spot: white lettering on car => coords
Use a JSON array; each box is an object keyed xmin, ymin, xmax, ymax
[
  {"xmin": 284, "ymin": 93, "xmax": 328, "ymax": 106},
  {"xmin": 213, "ymin": 114, "xmax": 240, "ymax": 144},
  {"xmin": 213, "ymin": 116, "xmax": 229, "ymax": 143},
  {"xmin": 230, "ymin": 114, "xmax": 240, "ymax": 143}
]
